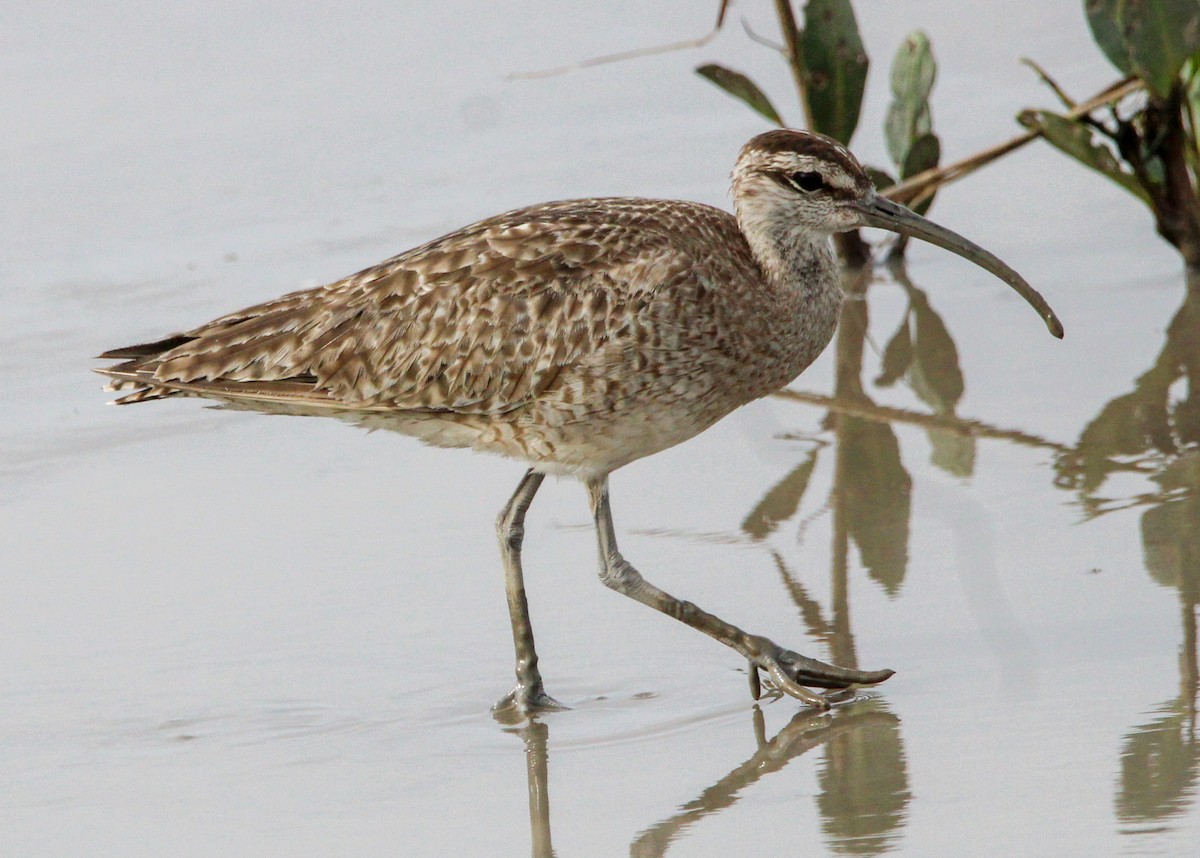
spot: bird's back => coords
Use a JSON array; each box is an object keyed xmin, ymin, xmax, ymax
[
  {"xmin": 102, "ymin": 199, "xmax": 735, "ymax": 402},
  {"xmin": 99, "ymin": 197, "xmax": 804, "ymax": 471}
]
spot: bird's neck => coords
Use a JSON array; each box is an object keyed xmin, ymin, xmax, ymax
[
  {"xmin": 742, "ymin": 217, "xmax": 842, "ymax": 308},
  {"xmin": 733, "ymin": 213, "xmax": 845, "ymax": 395}
]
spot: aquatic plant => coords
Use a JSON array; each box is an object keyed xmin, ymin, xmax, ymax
[
  {"xmin": 696, "ymin": 1, "xmax": 941, "ymax": 263},
  {"xmin": 1019, "ymin": 2, "xmax": 1200, "ymax": 267}
]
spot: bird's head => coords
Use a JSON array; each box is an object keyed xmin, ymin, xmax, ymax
[{"xmin": 731, "ymin": 129, "xmax": 1063, "ymax": 338}]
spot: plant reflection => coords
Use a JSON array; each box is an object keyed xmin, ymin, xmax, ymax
[
  {"xmin": 1052, "ymin": 271, "xmax": 1200, "ymax": 831},
  {"xmin": 744, "ymin": 265, "xmax": 926, "ymax": 667},
  {"xmin": 1054, "ymin": 271, "xmax": 1200, "ymax": 527},
  {"xmin": 764, "ymin": 264, "xmax": 1200, "ymax": 834},
  {"xmin": 504, "ymin": 698, "xmax": 906, "ymax": 858},
  {"xmin": 504, "ymin": 263, "xmax": 1200, "ymax": 854},
  {"xmin": 815, "ymin": 701, "xmax": 910, "ymax": 856},
  {"xmin": 877, "ymin": 261, "xmax": 975, "ymax": 478},
  {"xmin": 1116, "ymin": 699, "xmax": 1199, "ymax": 831},
  {"xmin": 632, "ymin": 700, "xmax": 906, "ymax": 857},
  {"xmin": 745, "ymin": 263, "xmax": 978, "ymax": 661},
  {"xmin": 829, "ymin": 267, "xmax": 913, "ymax": 600}
]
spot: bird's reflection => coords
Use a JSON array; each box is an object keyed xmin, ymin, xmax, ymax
[
  {"xmin": 503, "ymin": 698, "xmax": 907, "ymax": 858},
  {"xmin": 504, "ymin": 716, "xmax": 555, "ymax": 858}
]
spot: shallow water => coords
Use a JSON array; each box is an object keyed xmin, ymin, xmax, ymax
[{"xmin": 4, "ymin": 1, "xmax": 1198, "ymax": 855}]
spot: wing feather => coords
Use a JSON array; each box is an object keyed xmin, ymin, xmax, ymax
[{"xmin": 97, "ymin": 199, "xmax": 717, "ymax": 414}]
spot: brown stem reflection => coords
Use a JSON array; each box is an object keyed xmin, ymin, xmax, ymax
[
  {"xmin": 830, "ymin": 267, "xmax": 913, "ymax": 605},
  {"xmin": 744, "ymin": 264, "xmax": 934, "ymax": 668},
  {"xmin": 747, "ymin": 261, "xmax": 981, "ymax": 635},
  {"xmin": 630, "ymin": 700, "xmax": 907, "ymax": 857},
  {"xmin": 730, "ymin": 266, "xmax": 917, "ymax": 853}
]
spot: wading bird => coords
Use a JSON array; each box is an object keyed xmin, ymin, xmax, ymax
[{"xmin": 98, "ymin": 129, "xmax": 1063, "ymax": 714}]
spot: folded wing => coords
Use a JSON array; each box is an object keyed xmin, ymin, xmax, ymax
[{"xmin": 98, "ymin": 200, "xmax": 696, "ymax": 414}]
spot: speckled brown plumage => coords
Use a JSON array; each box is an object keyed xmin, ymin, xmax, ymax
[
  {"xmin": 99, "ymin": 195, "xmax": 837, "ymax": 476},
  {"xmin": 97, "ymin": 129, "xmax": 1056, "ymax": 711}
]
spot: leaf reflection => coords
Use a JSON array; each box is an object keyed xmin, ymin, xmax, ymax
[
  {"xmin": 887, "ymin": 262, "xmax": 974, "ymax": 478},
  {"xmin": 630, "ymin": 700, "xmax": 907, "ymax": 857},
  {"xmin": 1056, "ymin": 271, "xmax": 1200, "ymax": 510},
  {"xmin": 1080, "ymin": 277, "xmax": 1200, "ymax": 833},
  {"xmin": 833, "ymin": 267, "xmax": 913, "ymax": 597},
  {"xmin": 503, "ymin": 700, "xmax": 908, "ymax": 858},
  {"xmin": 838, "ymin": 415, "xmax": 910, "ymax": 596},
  {"xmin": 1116, "ymin": 700, "xmax": 1199, "ymax": 827},
  {"xmin": 1054, "ymin": 272, "xmax": 1200, "ymax": 734},
  {"xmin": 752, "ymin": 262, "xmax": 1200, "ymax": 841},
  {"xmin": 817, "ymin": 705, "xmax": 911, "ymax": 855},
  {"xmin": 741, "ymin": 445, "xmax": 822, "ymax": 540}
]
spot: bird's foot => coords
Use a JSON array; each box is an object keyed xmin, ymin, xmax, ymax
[
  {"xmin": 746, "ymin": 638, "xmax": 894, "ymax": 709},
  {"xmin": 492, "ymin": 681, "xmax": 568, "ymax": 721}
]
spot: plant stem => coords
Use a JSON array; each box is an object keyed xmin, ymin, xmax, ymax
[
  {"xmin": 773, "ymin": 0, "xmax": 812, "ymax": 129},
  {"xmin": 883, "ymin": 76, "xmax": 1142, "ymax": 206}
]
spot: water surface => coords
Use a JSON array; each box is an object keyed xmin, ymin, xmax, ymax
[{"xmin": 3, "ymin": 1, "xmax": 1197, "ymax": 855}]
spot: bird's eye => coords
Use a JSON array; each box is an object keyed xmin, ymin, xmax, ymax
[{"xmin": 789, "ymin": 171, "xmax": 825, "ymax": 192}]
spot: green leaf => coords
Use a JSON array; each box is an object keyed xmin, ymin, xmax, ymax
[
  {"xmin": 1119, "ymin": 0, "xmax": 1200, "ymax": 99},
  {"xmin": 1085, "ymin": 0, "xmax": 1200, "ymax": 98},
  {"xmin": 901, "ymin": 132, "xmax": 940, "ymax": 216},
  {"xmin": 696, "ymin": 64, "xmax": 785, "ymax": 126},
  {"xmin": 800, "ymin": 0, "xmax": 869, "ymax": 143},
  {"xmin": 890, "ymin": 31, "xmax": 937, "ymax": 102},
  {"xmin": 866, "ymin": 166, "xmax": 897, "ymax": 191},
  {"xmin": 883, "ymin": 102, "xmax": 926, "ymax": 168},
  {"xmin": 1187, "ymin": 56, "xmax": 1200, "ymax": 136},
  {"xmin": 901, "ymin": 133, "xmax": 940, "ymax": 180},
  {"xmin": 1085, "ymin": 0, "xmax": 1137, "ymax": 77},
  {"xmin": 884, "ymin": 102, "xmax": 931, "ymax": 167},
  {"xmin": 1018, "ymin": 109, "xmax": 1151, "ymax": 202},
  {"xmin": 885, "ymin": 31, "xmax": 937, "ymax": 165}
]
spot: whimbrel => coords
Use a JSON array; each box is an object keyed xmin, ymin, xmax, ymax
[{"xmin": 97, "ymin": 129, "xmax": 1063, "ymax": 714}]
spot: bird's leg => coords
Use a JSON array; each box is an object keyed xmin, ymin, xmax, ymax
[
  {"xmin": 493, "ymin": 469, "xmax": 566, "ymax": 716},
  {"xmin": 584, "ymin": 476, "xmax": 893, "ymax": 708}
]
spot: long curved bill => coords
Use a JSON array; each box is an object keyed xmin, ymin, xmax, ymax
[{"xmin": 855, "ymin": 194, "xmax": 1064, "ymax": 339}]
